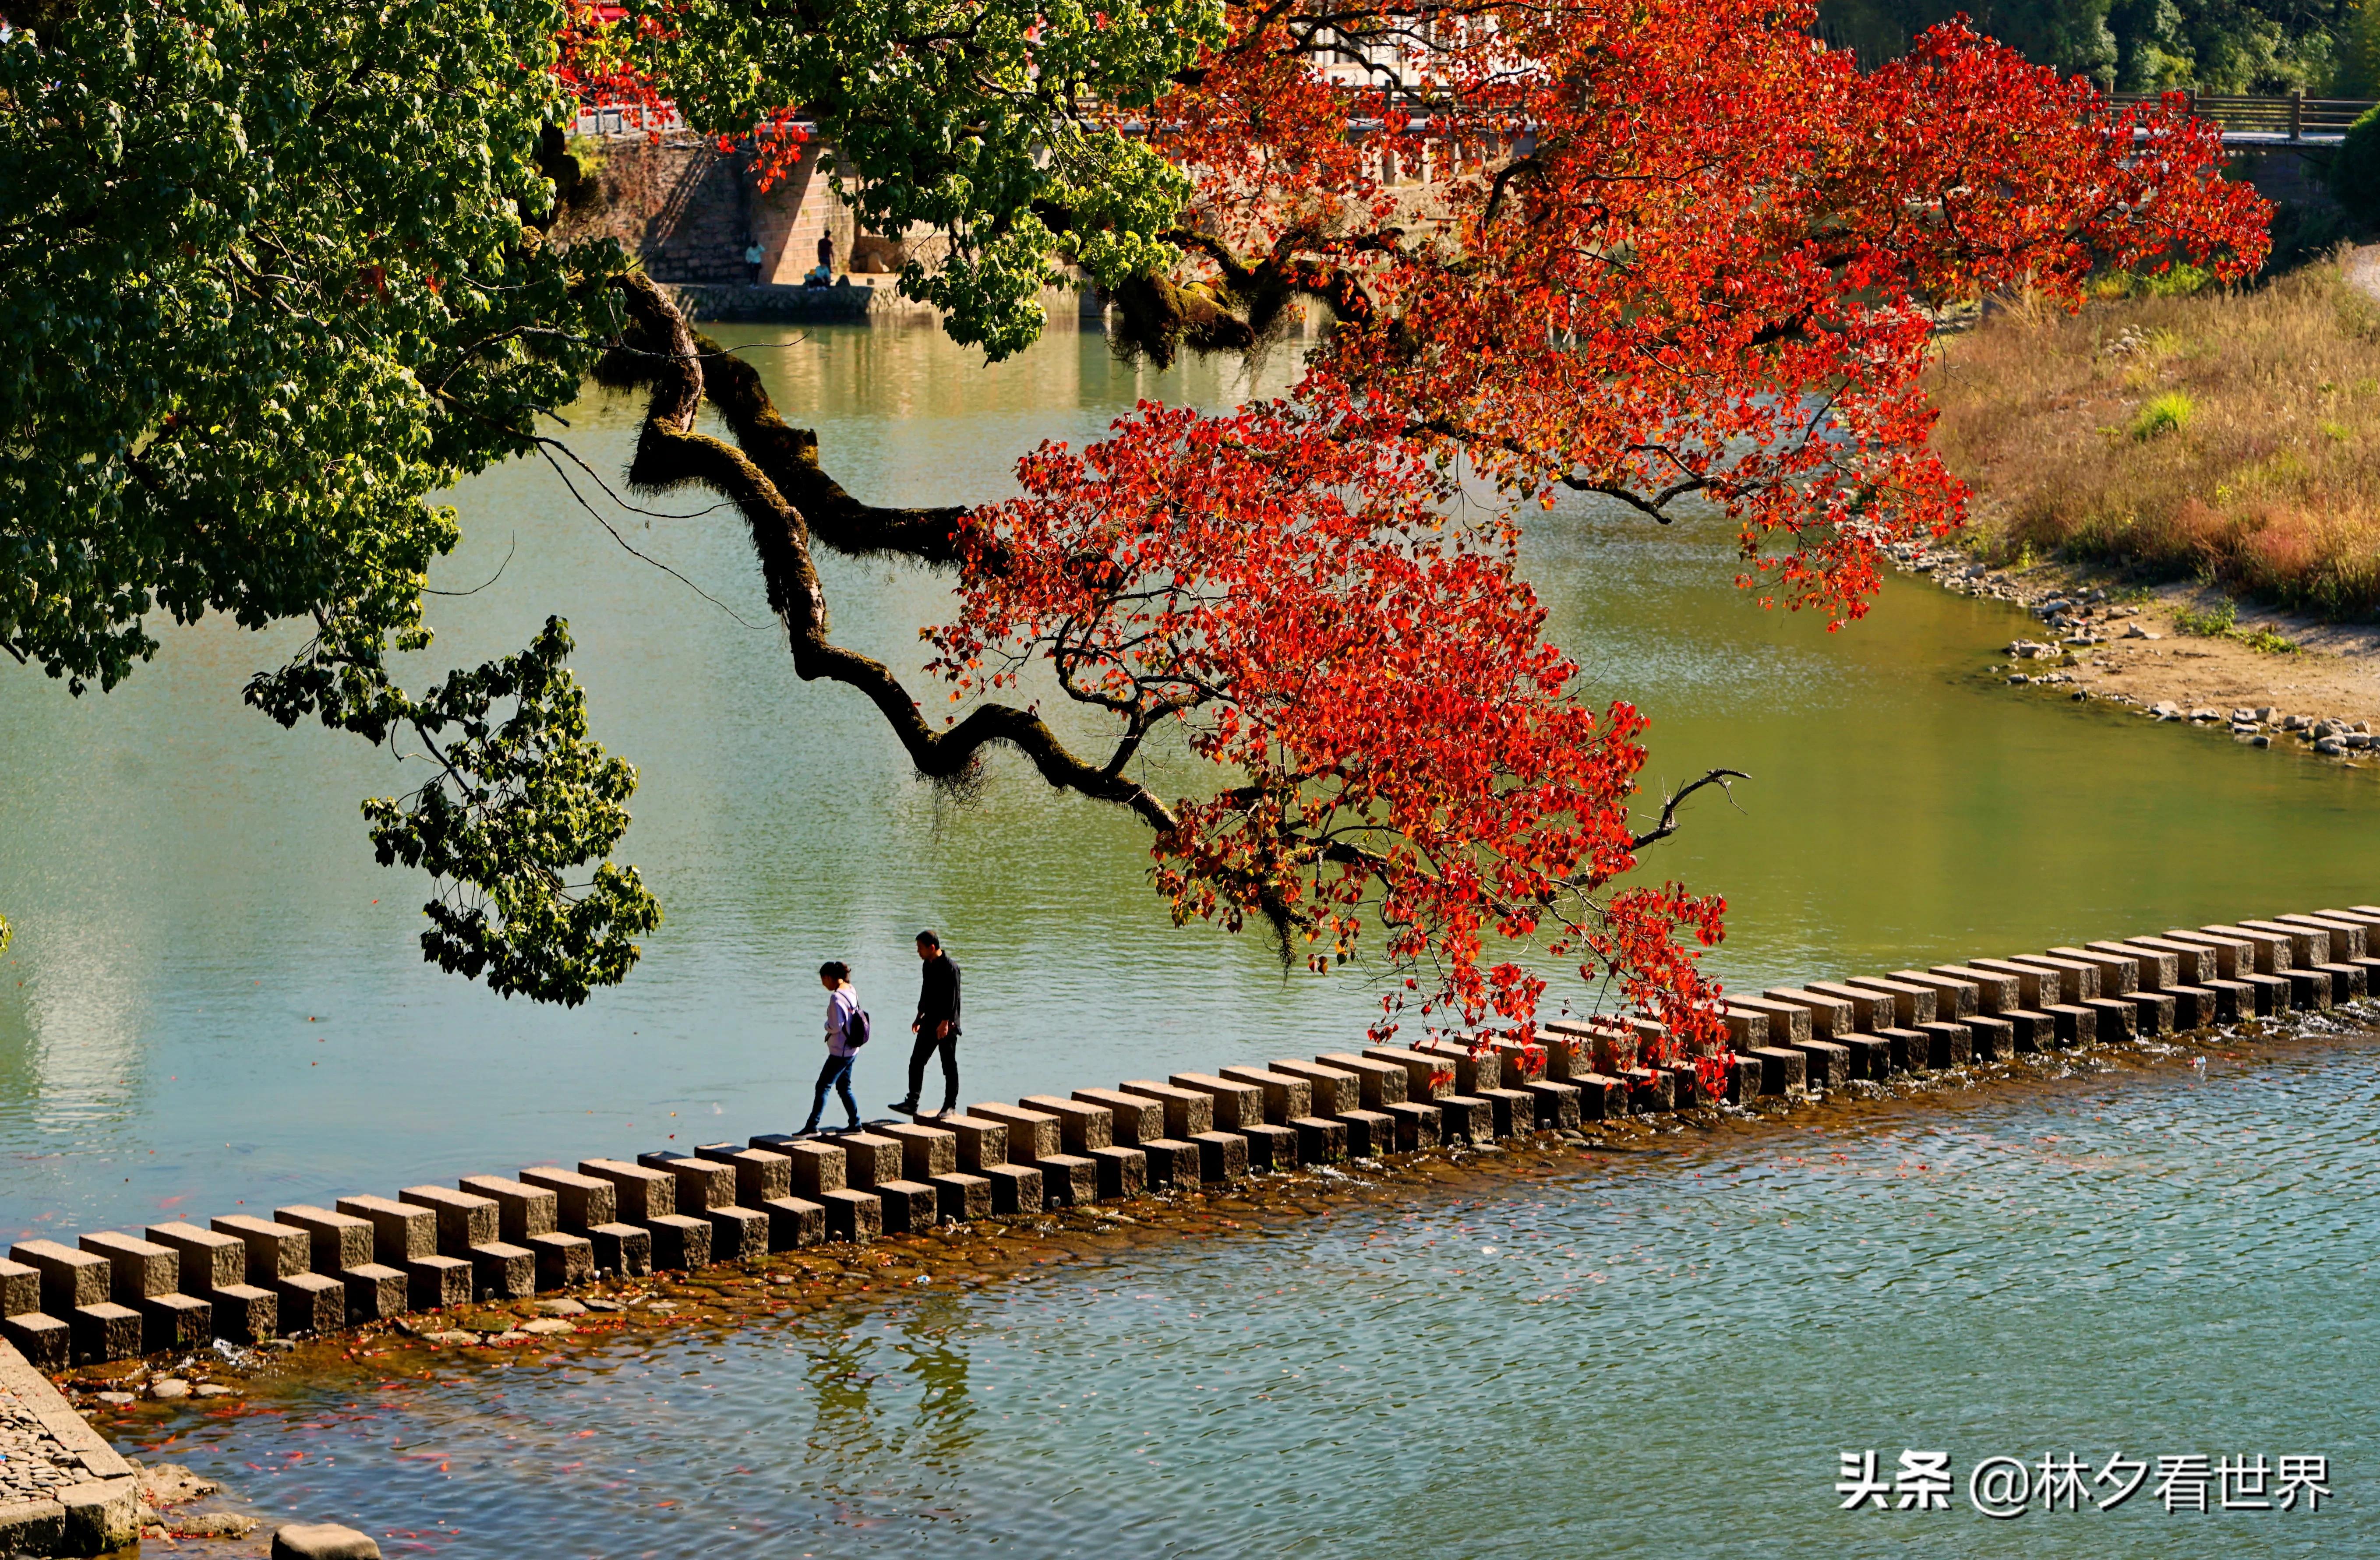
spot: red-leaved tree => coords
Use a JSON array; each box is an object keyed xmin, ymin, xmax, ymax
[{"xmin": 590, "ymin": 0, "xmax": 2267, "ymax": 1068}]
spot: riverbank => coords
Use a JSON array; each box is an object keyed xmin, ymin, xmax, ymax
[
  {"xmin": 1925, "ymin": 255, "xmax": 2380, "ymax": 621},
  {"xmin": 1886, "ymin": 538, "xmax": 2380, "ymax": 751}
]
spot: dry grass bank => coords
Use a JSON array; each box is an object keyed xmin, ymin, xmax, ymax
[{"xmin": 1926, "ymin": 258, "xmax": 2380, "ymax": 621}]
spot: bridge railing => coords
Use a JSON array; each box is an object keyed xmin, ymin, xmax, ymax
[
  {"xmin": 2104, "ymin": 90, "xmax": 2376, "ymax": 142},
  {"xmin": 570, "ymin": 99, "xmax": 689, "ymax": 140}
]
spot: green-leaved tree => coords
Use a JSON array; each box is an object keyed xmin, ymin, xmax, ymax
[{"xmin": 1, "ymin": 0, "xmax": 657, "ymax": 1002}]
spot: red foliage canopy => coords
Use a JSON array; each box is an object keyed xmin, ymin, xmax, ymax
[{"xmin": 602, "ymin": 0, "xmax": 2267, "ymax": 1063}]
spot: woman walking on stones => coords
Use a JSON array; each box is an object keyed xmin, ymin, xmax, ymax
[{"xmin": 801, "ymin": 960, "xmax": 868, "ymax": 1135}]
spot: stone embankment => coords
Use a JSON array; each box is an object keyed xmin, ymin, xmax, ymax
[
  {"xmin": 9, "ymin": 904, "xmax": 2380, "ymax": 1551},
  {"xmin": 1886, "ymin": 538, "xmax": 2380, "ymax": 754}
]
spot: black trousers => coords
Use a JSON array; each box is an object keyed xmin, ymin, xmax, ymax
[{"xmin": 907, "ymin": 1025, "xmax": 959, "ymax": 1107}]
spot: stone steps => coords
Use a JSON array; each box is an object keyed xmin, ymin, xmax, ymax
[{"xmin": 4, "ymin": 904, "xmax": 2371, "ymax": 1373}]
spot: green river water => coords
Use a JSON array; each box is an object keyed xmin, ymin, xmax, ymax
[{"xmin": 3, "ymin": 319, "xmax": 2376, "ymax": 1555}]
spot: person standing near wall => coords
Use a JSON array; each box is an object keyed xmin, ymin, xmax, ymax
[
  {"xmin": 743, "ymin": 236, "xmax": 765, "ymax": 284},
  {"xmin": 893, "ymin": 931, "xmax": 961, "ymax": 1117},
  {"xmin": 800, "ymin": 961, "xmax": 867, "ymax": 1135}
]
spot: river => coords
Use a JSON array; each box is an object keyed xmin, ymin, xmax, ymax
[{"xmin": 4, "ymin": 316, "xmax": 2376, "ymax": 1551}]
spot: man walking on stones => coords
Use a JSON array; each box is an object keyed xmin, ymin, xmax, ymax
[{"xmin": 892, "ymin": 930, "xmax": 961, "ymax": 1117}]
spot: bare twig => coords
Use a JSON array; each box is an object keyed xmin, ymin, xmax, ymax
[{"xmin": 1627, "ymin": 767, "xmax": 1748, "ymax": 851}]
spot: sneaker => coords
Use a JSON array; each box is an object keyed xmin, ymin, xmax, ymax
[{"xmin": 889, "ymin": 1099, "xmax": 919, "ymax": 1115}]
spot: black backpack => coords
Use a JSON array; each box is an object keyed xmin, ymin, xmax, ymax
[{"xmin": 844, "ymin": 1002, "xmax": 872, "ymax": 1047}]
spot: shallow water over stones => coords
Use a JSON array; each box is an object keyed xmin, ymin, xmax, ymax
[{"xmin": 100, "ymin": 1033, "xmax": 2380, "ymax": 1557}]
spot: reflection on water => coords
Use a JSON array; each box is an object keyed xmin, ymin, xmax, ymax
[
  {"xmin": 4, "ymin": 317, "xmax": 2380, "ymax": 1239},
  {"xmin": 122, "ymin": 1041, "xmax": 2378, "ymax": 1556}
]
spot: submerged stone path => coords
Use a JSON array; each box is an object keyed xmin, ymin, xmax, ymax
[{"xmin": 6, "ymin": 903, "xmax": 2380, "ymax": 1553}]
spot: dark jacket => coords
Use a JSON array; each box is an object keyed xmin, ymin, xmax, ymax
[{"xmin": 917, "ymin": 953, "xmax": 962, "ymax": 1031}]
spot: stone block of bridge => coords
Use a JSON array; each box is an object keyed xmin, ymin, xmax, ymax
[
  {"xmin": 399, "ymin": 1186, "xmax": 501, "ymax": 1256},
  {"xmin": 463, "ymin": 1238, "xmax": 534, "ymax": 1298},
  {"xmin": 3, "ymin": 1311, "xmax": 71, "ymax": 1371},
  {"xmin": 515, "ymin": 1169, "xmax": 617, "ymax": 1233},
  {"xmin": 2285, "ymin": 968, "xmax": 2334, "ymax": 1009},
  {"xmin": 11, "ymin": 1241, "xmax": 110, "ymax": 1318},
  {"xmin": 71, "ymin": 1302, "xmax": 144, "ymax": 1365},
  {"xmin": 2041, "ymin": 1002, "xmax": 2096, "ymax": 1046},
  {"xmin": 1412, "ymin": 1044, "xmax": 1501, "ymax": 1100},
  {"xmin": 277, "ymin": 1271, "xmax": 347, "ymax": 1336},
  {"xmin": 637, "ymin": 1152, "xmax": 736, "ymax": 1213},
  {"xmin": 457, "ymin": 1177, "xmax": 563, "ymax": 1242},
  {"xmin": 1431, "ymin": 1094, "xmax": 1494, "ymax": 1143},
  {"xmin": 273, "ymin": 1205, "xmax": 375, "ymax": 1274},
  {"xmin": 2125, "ymin": 990, "xmax": 2179, "ymax": 1035},
  {"xmin": 814, "ymin": 1186, "xmax": 882, "ymax": 1242},
  {"xmin": 1288, "ymin": 1116, "xmax": 1346, "ymax": 1165},
  {"xmin": 964, "ymin": 1104, "xmax": 1061, "ymax": 1161},
  {"xmin": 876, "ymin": 1122, "xmax": 960, "ymax": 1180},
  {"xmin": 872, "ymin": 1179, "xmax": 943, "ymax": 1235},
  {"xmin": 1218, "ymin": 1067, "xmax": 1315, "ymax": 1126},
  {"xmin": 1480, "ymin": 1086, "xmax": 1537, "ymax": 1137},
  {"xmin": 1847, "ymin": 976, "xmax": 1939, "ymax": 1029},
  {"xmin": 1562, "ymin": 1074, "xmax": 1623, "ymax": 1122},
  {"xmin": 1790, "ymin": 1038, "xmax": 1852, "ymax": 1090},
  {"xmin": 577, "ymin": 1160, "xmax": 678, "ymax": 1223},
  {"xmin": 1802, "ymin": 981, "xmax": 1896, "ymax": 1033},
  {"xmin": 1070, "ymin": 1089, "xmax": 1164, "ymax": 1146},
  {"xmin": 929, "ymin": 1174, "xmax": 991, "ymax": 1222},
  {"xmin": 692, "ymin": 1144, "xmax": 797, "ymax": 1205},
  {"xmin": 144, "ymin": 1221, "xmax": 247, "ymax": 1296},
  {"xmin": 1328, "ymin": 1109, "xmax": 1397, "ymax": 1158},
  {"xmin": 139, "ymin": 1291, "xmax": 213, "ymax": 1353},
  {"xmin": 74, "ymin": 1232, "xmax": 178, "ymax": 1305},
  {"xmin": 2239, "ymin": 918, "xmax": 2325, "ymax": 968},
  {"xmin": 754, "ymin": 1198, "xmax": 824, "ymax": 1251},
  {"xmin": 1036, "ymin": 1154, "xmax": 1099, "ymax": 1208},
  {"xmin": 343, "ymin": 1263, "xmax": 412, "ymax": 1324},
  {"xmin": 1182, "ymin": 1130, "xmax": 1245, "ymax": 1183},
  {"xmin": 1762, "ymin": 988, "xmax": 1853, "ymax": 1039},
  {"xmin": 2090, "ymin": 940, "xmax": 2177, "ymax": 990},
  {"xmin": 1732, "ymin": 995, "xmax": 1815, "ymax": 1047},
  {"xmin": 1744, "ymin": 1045, "xmax": 1808, "ymax": 1096},
  {"xmin": 1872, "ymin": 1027, "xmax": 1928, "ymax": 1074},
  {"xmin": 1519, "ymin": 1079, "xmax": 1582, "ymax": 1131},
  {"xmin": 979, "ymin": 1163, "xmax": 1044, "ymax": 1215},
  {"xmin": 1117, "ymin": 1080, "xmax": 1217, "ymax": 1138},
  {"xmin": 1916, "ymin": 1022, "xmax": 1972, "ymax": 1069},
  {"xmin": 1314, "ymin": 1052, "xmax": 1410, "ymax": 1108},
  {"xmin": 644, "ymin": 1214, "xmax": 714, "ymax": 1271},
  {"xmin": 2165, "ymin": 985, "xmax": 2223, "ymax": 1028},
  {"xmin": 209, "ymin": 1216, "xmax": 311, "ymax": 1287},
  {"xmin": 1266, "ymin": 1060, "xmax": 1363, "ymax": 1116},
  {"xmin": 1089, "ymin": 1145, "xmax": 1148, "ymax": 1199},
  {"xmin": 1877, "ymin": 971, "xmax": 1967, "ymax": 1020},
  {"xmin": 926, "ymin": 1114, "xmax": 1008, "ymax": 1172},
  {"xmin": 751, "ymin": 1140, "xmax": 847, "ymax": 1199},
  {"xmin": 2080, "ymin": 996, "xmax": 2137, "ymax": 1038},
  {"xmin": 0, "ymin": 1258, "xmax": 36, "ymax": 1322},
  {"xmin": 1630, "ymin": 1068, "xmax": 1680, "ymax": 1114},
  {"xmin": 1359, "ymin": 1048, "xmax": 1451, "ymax": 1102},
  {"xmin": 1021, "ymin": 1094, "xmax": 1114, "ymax": 1153},
  {"xmin": 582, "ymin": 1223, "xmax": 652, "ymax": 1278},
  {"xmin": 837, "ymin": 1127, "xmax": 909, "ymax": 1189},
  {"xmin": 1962, "ymin": 1014, "xmax": 2014, "ymax": 1062}
]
